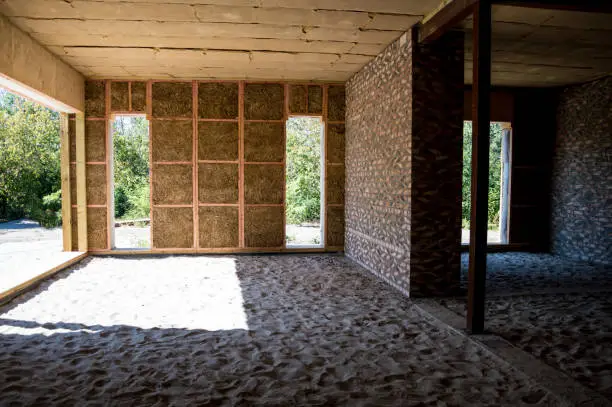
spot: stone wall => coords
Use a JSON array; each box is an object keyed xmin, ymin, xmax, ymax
[
  {"xmin": 551, "ymin": 76, "xmax": 612, "ymax": 265},
  {"xmin": 345, "ymin": 30, "xmax": 463, "ymax": 296},
  {"xmin": 345, "ymin": 34, "xmax": 414, "ymax": 295},
  {"xmin": 410, "ymin": 32, "xmax": 464, "ymax": 296}
]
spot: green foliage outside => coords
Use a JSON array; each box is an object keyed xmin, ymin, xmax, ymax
[
  {"xmin": 462, "ymin": 121, "xmax": 504, "ymax": 230},
  {"xmin": 0, "ymin": 90, "xmax": 62, "ymax": 227},
  {"xmin": 285, "ymin": 117, "xmax": 322, "ymax": 225},
  {"xmin": 112, "ymin": 116, "xmax": 150, "ymax": 220}
]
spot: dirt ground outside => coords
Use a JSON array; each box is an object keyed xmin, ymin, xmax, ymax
[{"xmin": 0, "ymin": 219, "xmax": 82, "ymax": 294}]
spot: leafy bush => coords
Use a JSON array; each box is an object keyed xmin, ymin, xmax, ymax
[
  {"xmin": 0, "ymin": 90, "xmax": 60, "ymax": 221},
  {"xmin": 30, "ymin": 190, "xmax": 62, "ymax": 228},
  {"xmin": 462, "ymin": 122, "xmax": 504, "ymax": 230},
  {"xmin": 124, "ymin": 183, "xmax": 150, "ymax": 220},
  {"xmin": 114, "ymin": 186, "xmax": 130, "ymax": 218},
  {"xmin": 112, "ymin": 116, "xmax": 150, "ymax": 220}
]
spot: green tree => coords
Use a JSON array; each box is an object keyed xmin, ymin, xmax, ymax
[
  {"xmin": 0, "ymin": 90, "xmax": 61, "ymax": 224},
  {"xmin": 112, "ymin": 116, "xmax": 150, "ymax": 219},
  {"xmin": 462, "ymin": 121, "xmax": 504, "ymax": 229},
  {"xmin": 286, "ymin": 117, "xmax": 322, "ymax": 224}
]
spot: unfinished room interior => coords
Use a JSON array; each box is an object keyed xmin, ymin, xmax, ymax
[{"xmin": 0, "ymin": 0, "xmax": 611, "ymax": 405}]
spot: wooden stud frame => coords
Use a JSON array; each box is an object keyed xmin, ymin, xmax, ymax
[
  {"xmin": 75, "ymin": 112, "xmax": 88, "ymax": 252},
  {"xmin": 80, "ymin": 79, "xmax": 344, "ymax": 254},
  {"xmin": 59, "ymin": 113, "xmax": 72, "ymax": 251}
]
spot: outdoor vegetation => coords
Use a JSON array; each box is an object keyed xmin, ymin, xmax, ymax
[
  {"xmin": 462, "ymin": 121, "xmax": 504, "ymax": 230},
  {"xmin": 0, "ymin": 90, "xmax": 62, "ymax": 227},
  {"xmin": 285, "ymin": 117, "xmax": 322, "ymax": 225},
  {"xmin": 112, "ymin": 116, "xmax": 150, "ymax": 220}
]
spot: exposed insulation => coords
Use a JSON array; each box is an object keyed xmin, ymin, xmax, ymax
[
  {"xmin": 245, "ymin": 206, "xmax": 284, "ymax": 248},
  {"xmin": 326, "ymin": 205, "xmax": 345, "ymax": 247},
  {"xmin": 110, "ymin": 81, "xmax": 129, "ymax": 112},
  {"xmin": 86, "ymin": 164, "xmax": 107, "ymax": 206},
  {"xmin": 326, "ymin": 165, "xmax": 345, "ymax": 205},
  {"xmin": 244, "ymin": 83, "xmax": 284, "ymax": 120},
  {"xmin": 308, "ymin": 85, "xmax": 323, "ymax": 114},
  {"xmin": 244, "ymin": 122, "xmax": 284, "ymax": 162},
  {"xmin": 151, "ymin": 82, "xmax": 193, "ymax": 118},
  {"xmin": 151, "ymin": 120, "xmax": 193, "ymax": 162},
  {"xmin": 152, "ymin": 207, "xmax": 194, "ymax": 248},
  {"xmin": 244, "ymin": 164, "xmax": 284, "ymax": 204},
  {"xmin": 85, "ymin": 120, "xmax": 106, "ymax": 162},
  {"xmin": 198, "ymin": 163, "xmax": 239, "ymax": 204},
  {"xmin": 199, "ymin": 206, "xmax": 239, "ymax": 248},
  {"xmin": 327, "ymin": 85, "xmax": 346, "ymax": 121},
  {"xmin": 69, "ymin": 117, "xmax": 76, "ymax": 162},
  {"xmin": 131, "ymin": 82, "xmax": 147, "ymax": 112},
  {"xmin": 326, "ymin": 124, "xmax": 345, "ymax": 163},
  {"xmin": 70, "ymin": 207, "xmax": 78, "ymax": 251},
  {"xmin": 198, "ymin": 82, "xmax": 239, "ymax": 119},
  {"xmin": 88, "ymin": 207, "xmax": 108, "ymax": 250},
  {"xmin": 198, "ymin": 122, "xmax": 239, "ymax": 161},
  {"xmin": 85, "ymin": 80, "xmax": 106, "ymax": 117},
  {"xmin": 152, "ymin": 164, "xmax": 193, "ymax": 205},
  {"xmin": 289, "ymin": 85, "xmax": 308, "ymax": 114}
]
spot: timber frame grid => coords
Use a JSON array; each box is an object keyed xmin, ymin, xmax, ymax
[{"xmin": 72, "ymin": 79, "xmax": 345, "ymax": 255}]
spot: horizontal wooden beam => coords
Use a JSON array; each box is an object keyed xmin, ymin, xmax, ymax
[
  {"xmin": 420, "ymin": 0, "xmax": 479, "ymax": 43},
  {"xmin": 492, "ymin": 0, "xmax": 612, "ymax": 13}
]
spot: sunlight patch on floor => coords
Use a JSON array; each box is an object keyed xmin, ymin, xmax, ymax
[{"xmin": 0, "ymin": 256, "xmax": 249, "ymax": 334}]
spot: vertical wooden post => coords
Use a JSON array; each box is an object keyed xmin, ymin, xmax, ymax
[
  {"xmin": 467, "ymin": 0, "xmax": 491, "ymax": 334},
  {"xmin": 193, "ymin": 81, "xmax": 199, "ymax": 250},
  {"xmin": 59, "ymin": 113, "xmax": 72, "ymax": 251},
  {"xmin": 238, "ymin": 81, "xmax": 245, "ymax": 248},
  {"xmin": 75, "ymin": 113, "xmax": 88, "ymax": 252},
  {"xmin": 322, "ymin": 85, "xmax": 329, "ymax": 249}
]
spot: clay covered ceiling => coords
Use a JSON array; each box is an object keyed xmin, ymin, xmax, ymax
[
  {"xmin": 0, "ymin": 0, "xmax": 439, "ymax": 81},
  {"xmin": 1, "ymin": 0, "xmax": 610, "ymax": 86}
]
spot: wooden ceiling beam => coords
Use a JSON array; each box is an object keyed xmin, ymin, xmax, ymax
[{"xmin": 419, "ymin": 0, "xmax": 480, "ymax": 43}]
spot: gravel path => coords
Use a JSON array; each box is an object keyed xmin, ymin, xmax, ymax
[{"xmin": 0, "ymin": 255, "xmax": 558, "ymax": 406}]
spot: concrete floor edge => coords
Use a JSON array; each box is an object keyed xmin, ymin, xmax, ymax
[{"xmin": 414, "ymin": 299, "xmax": 611, "ymax": 407}]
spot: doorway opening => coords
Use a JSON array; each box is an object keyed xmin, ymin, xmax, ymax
[
  {"xmin": 462, "ymin": 121, "xmax": 512, "ymax": 245},
  {"xmin": 285, "ymin": 116, "xmax": 324, "ymax": 247},
  {"xmin": 111, "ymin": 115, "xmax": 150, "ymax": 249}
]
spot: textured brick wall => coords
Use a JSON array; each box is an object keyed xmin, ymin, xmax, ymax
[
  {"xmin": 345, "ymin": 31, "xmax": 463, "ymax": 296},
  {"xmin": 345, "ymin": 35, "xmax": 414, "ymax": 295},
  {"xmin": 552, "ymin": 76, "xmax": 612, "ymax": 265},
  {"xmin": 410, "ymin": 32, "xmax": 464, "ymax": 296}
]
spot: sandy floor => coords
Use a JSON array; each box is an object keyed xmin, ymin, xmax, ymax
[
  {"xmin": 439, "ymin": 253, "xmax": 612, "ymax": 400},
  {"xmin": 0, "ymin": 255, "xmax": 558, "ymax": 406},
  {"xmin": 0, "ymin": 219, "xmax": 82, "ymax": 294}
]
